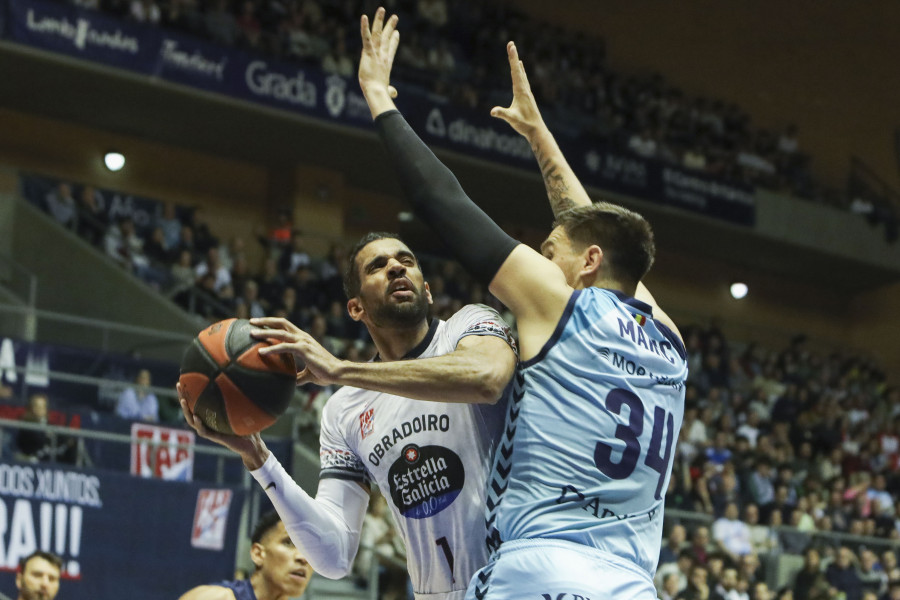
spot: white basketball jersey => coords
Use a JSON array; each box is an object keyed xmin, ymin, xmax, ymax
[{"xmin": 319, "ymin": 305, "xmax": 515, "ymax": 599}]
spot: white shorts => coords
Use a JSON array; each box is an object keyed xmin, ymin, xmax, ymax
[{"xmin": 464, "ymin": 539, "xmax": 657, "ymax": 600}]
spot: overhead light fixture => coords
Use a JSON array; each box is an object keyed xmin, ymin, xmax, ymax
[
  {"xmin": 398, "ymin": 211, "xmax": 414, "ymax": 222},
  {"xmin": 104, "ymin": 151, "xmax": 125, "ymax": 172},
  {"xmin": 730, "ymin": 282, "xmax": 749, "ymax": 300}
]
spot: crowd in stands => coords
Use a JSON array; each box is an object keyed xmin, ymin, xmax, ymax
[
  {"xmin": 656, "ymin": 324, "xmax": 900, "ymax": 600},
  {"xmin": 61, "ymin": 0, "xmax": 844, "ymax": 206},
  {"xmin": 99, "ymin": 0, "xmax": 900, "ymax": 233}
]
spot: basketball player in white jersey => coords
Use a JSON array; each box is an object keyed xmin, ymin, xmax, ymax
[
  {"xmin": 356, "ymin": 10, "xmax": 687, "ymax": 600},
  {"xmin": 179, "ymin": 231, "xmax": 517, "ymax": 600}
]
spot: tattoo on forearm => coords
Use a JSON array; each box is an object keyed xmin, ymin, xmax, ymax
[{"xmin": 533, "ymin": 142, "xmax": 575, "ymax": 216}]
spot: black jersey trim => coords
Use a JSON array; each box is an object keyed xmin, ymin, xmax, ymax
[
  {"xmin": 608, "ymin": 289, "xmax": 653, "ymax": 315},
  {"xmin": 373, "ymin": 318, "xmax": 440, "ymax": 362},
  {"xmin": 520, "ymin": 289, "xmax": 581, "ymax": 369},
  {"xmin": 320, "ymin": 470, "xmax": 371, "ymax": 487},
  {"xmin": 655, "ymin": 320, "xmax": 687, "ymax": 361},
  {"xmin": 404, "ymin": 318, "xmax": 439, "ymax": 359}
]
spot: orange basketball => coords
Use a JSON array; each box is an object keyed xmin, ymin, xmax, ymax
[{"xmin": 179, "ymin": 318, "xmax": 296, "ymax": 435}]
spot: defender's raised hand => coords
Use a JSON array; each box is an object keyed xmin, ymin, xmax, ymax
[
  {"xmin": 359, "ymin": 7, "xmax": 400, "ymax": 118},
  {"xmin": 491, "ymin": 41, "xmax": 546, "ymax": 139}
]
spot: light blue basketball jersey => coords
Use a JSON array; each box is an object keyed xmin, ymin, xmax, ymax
[{"xmin": 484, "ymin": 287, "xmax": 687, "ymax": 577}]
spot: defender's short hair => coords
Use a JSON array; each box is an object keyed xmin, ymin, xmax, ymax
[
  {"xmin": 342, "ymin": 232, "xmax": 406, "ymax": 299},
  {"xmin": 553, "ymin": 202, "xmax": 655, "ymax": 287}
]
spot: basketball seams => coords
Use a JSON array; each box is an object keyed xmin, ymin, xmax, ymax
[{"xmin": 180, "ymin": 318, "xmax": 295, "ymax": 436}]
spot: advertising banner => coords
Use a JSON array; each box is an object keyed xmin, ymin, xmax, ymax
[
  {"xmin": 3, "ymin": 0, "xmax": 756, "ymax": 226},
  {"xmin": 6, "ymin": 0, "xmax": 159, "ymax": 72},
  {"xmin": 0, "ymin": 461, "xmax": 245, "ymax": 600},
  {"xmin": 130, "ymin": 422, "xmax": 195, "ymax": 480}
]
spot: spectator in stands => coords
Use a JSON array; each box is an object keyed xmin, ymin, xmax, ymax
[
  {"xmin": 660, "ymin": 572, "xmax": 683, "ymax": 600},
  {"xmin": 104, "ymin": 216, "xmax": 150, "ymax": 272},
  {"xmin": 15, "ymin": 393, "xmax": 77, "ymax": 464},
  {"xmin": 195, "ymin": 247, "xmax": 232, "ymax": 293},
  {"xmin": 716, "ymin": 567, "xmax": 748, "ymax": 600},
  {"xmin": 256, "ymin": 257, "xmax": 285, "ymax": 310},
  {"xmin": 156, "ymin": 201, "xmax": 182, "ymax": 251},
  {"xmin": 278, "ymin": 230, "xmax": 311, "ymax": 275},
  {"xmin": 858, "ymin": 550, "xmax": 888, "ymax": 598},
  {"xmin": 145, "ymin": 226, "xmax": 173, "ymax": 273},
  {"xmin": 656, "ymin": 549, "xmax": 694, "ymax": 595},
  {"xmin": 218, "ymin": 236, "xmax": 245, "ymax": 273},
  {"xmin": 116, "ymin": 369, "xmax": 159, "ymax": 422},
  {"xmin": 676, "ymin": 564, "xmax": 710, "ymax": 600},
  {"xmin": 793, "ymin": 547, "xmax": 830, "ymax": 600},
  {"xmin": 76, "ymin": 185, "xmax": 108, "ymax": 245},
  {"xmin": 258, "ymin": 208, "xmax": 293, "ymax": 257},
  {"xmin": 751, "ymin": 582, "xmax": 772, "ymax": 600},
  {"xmin": 740, "ymin": 553, "xmax": 763, "ymax": 588},
  {"xmin": 868, "ymin": 473, "xmax": 895, "ymax": 519},
  {"xmin": 747, "ymin": 459, "xmax": 776, "ymax": 515},
  {"xmin": 187, "ymin": 206, "xmax": 218, "ymax": 254},
  {"xmin": 236, "ymin": 0, "xmax": 261, "ymax": 49},
  {"xmin": 44, "ymin": 182, "xmax": 77, "ymax": 230},
  {"xmin": 881, "ymin": 550, "xmax": 899, "ymax": 580},
  {"xmin": 827, "ymin": 547, "xmax": 864, "ymax": 600},
  {"xmin": 204, "ymin": 0, "xmax": 239, "ymax": 45},
  {"xmin": 713, "ymin": 502, "xmax": 752, "ymax": 563},
  {"xmin": 321, "ymin": 37, "xmax": 354, "ymax": 77},
  {"xmin": 174, "ymin": 224, "xmax": 198, "ymax": 262},
  {"xmin": 883, "ymin": 580, "xmax": 900, "ymax": 600},
  {"xmin": 130, "ymin": 0, "xmax": 161, "ymax": 23},
  {"xmin": 708, "ymin": 462, "xmax": 742, "ymax": 518},
  {"xmin": 290, "ymin": 265, "xmax": 324, "ymax": 316},
  {"xmin": 690, "ymin": 526, "xmax": 712, "ymax": 566},
  {"xmin": 169, "ymin": 248, "xmax": 196, "ymax": 297},
  {"xmin": 15, "ymin": 550, "xmax": 62, "ymax": 600},
  {"xmin": 628, "ymin": 128, "xmax": 658, "ymax": 158},
  {"xmin": 237, "ymin": 280, "xmax": 266, "ymax": 319},
  {"xmin": 190, "ymin": 272, "xmax": 230, "ymax": 320},
  {"xmin": 660, "ymin": 524, "xmax": 687, "ymax": 566}
]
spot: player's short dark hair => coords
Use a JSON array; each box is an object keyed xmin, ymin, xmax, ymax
[
  {"xmin": 19, "ymin": 550, "xmax": 63, "ymax": 573},
  {"xmin": 250, "ymin": 510, "xmax": 282, "ymax": 544},
  {"xmin": 553, "ymin": 202, "xmax": 655, "ymax": 287},
  {"xmin": 343, "ymin": 231, "xmax": 406, "ymax": 299}
]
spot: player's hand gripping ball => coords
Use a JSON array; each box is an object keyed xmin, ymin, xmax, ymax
[{"xmin": 179, "ymin": 318, "xmax": 296, "ymax": 435}]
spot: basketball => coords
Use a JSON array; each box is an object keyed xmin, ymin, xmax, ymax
[{"xmin": 179, "ymin": 318, "xmax": 297, "ymax": 435}]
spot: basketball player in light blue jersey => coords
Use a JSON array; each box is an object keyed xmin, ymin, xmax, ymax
[{"xmin": 358, "ymin": 10, "xmax": 687, "ymax": 599}]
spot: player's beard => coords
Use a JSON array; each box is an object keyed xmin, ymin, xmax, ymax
[
  {"xmin": 368, "ymin": 284, "xmax": 429, "ymax": 329},
  {"xmin": 20, "ymin": 588, "xmax": 52, "ymax": 600}
]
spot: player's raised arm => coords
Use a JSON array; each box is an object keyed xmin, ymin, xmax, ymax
[
  {"xmin": 359, "ymin": 10, "xmax": 573, "ymax": 356},
  {"xmin": 491, "ymin": 41, "xmax": 592, "ymax": 217},
  {"xmin": 493, "ymin": 41, "xmax": 682, "ymax": 342},
  {"xmin": 253, "ymin": 317, "xmax": 516, "ymax": 405}
]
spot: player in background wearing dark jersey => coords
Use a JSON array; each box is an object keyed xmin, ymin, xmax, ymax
[
  {"xmin": 357, "ymin": 10, "xmax": 686, "ymax": 600},
  {"xmin": 178, "ymin": 511, "xmax": 312, "ymax": 600},
  {"xmin": 180, "ymin": 232, "xmax": 517, "ymax": 600}
]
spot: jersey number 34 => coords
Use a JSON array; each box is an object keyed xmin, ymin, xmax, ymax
[{"xmin": 593, "ymin": 388, "xmax": 675, "ymax": 501}]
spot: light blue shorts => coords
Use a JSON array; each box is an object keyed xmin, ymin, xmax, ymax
[{"xmin": 464, "ymin": 539, "xmax": 657, "ymax": 600}]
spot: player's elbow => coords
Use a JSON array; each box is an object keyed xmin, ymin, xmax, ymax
[
  {"xmin": 475, "ymin": 366, "xmax": 512, "ymax": 405},
  {"xmin": 313, "ymin": 561, "xmax": 353, "ymax": 580}
]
